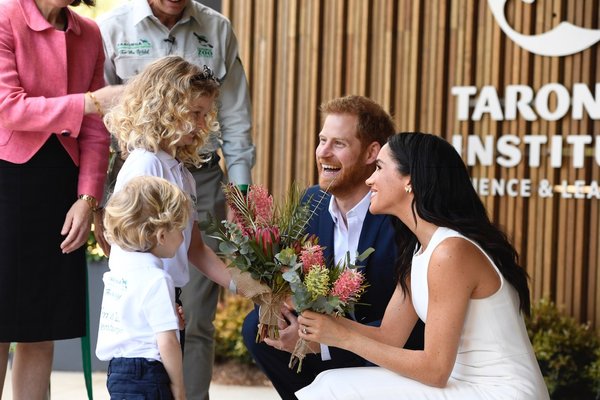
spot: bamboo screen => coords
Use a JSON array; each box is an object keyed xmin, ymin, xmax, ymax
[{"xmin": 222, "ymin": 0, "xmax": 600, "ymax": 328}]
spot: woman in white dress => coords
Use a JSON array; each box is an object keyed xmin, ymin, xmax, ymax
[{"xmin": 295, "ymin": 132, "xmax": 549, "ymax": 400}]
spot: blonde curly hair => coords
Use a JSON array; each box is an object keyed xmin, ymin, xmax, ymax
[
  {"xmin": 104, "ymin": 56, "xmax": 220, "ymax": 167},
  {"xmin": 103, "ymin": 176, "xmax": 191, "ymax": 252}
]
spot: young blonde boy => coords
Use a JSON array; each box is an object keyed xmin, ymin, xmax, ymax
[{"xmin": 96, "ymin": 176, "xmax": 191, "ymax": 400}]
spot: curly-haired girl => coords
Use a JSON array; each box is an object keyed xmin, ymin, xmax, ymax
[{"xmin": 102, "ymin": 55, "xmax": 233, "ymax": 294}]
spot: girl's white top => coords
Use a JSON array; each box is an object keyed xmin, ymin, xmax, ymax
[{"xmin": 111, "ymin": 148, "xmax": 197, "ymax": 287}]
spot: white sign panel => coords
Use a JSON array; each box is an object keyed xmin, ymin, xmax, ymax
[{"xmin": 488, "ymin": 0, "xmax": 600, "ymax": 57}]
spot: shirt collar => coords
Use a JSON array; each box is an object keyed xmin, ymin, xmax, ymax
[
  {"xmin": 108, "ymin": 247, "xmax": 164, "ymax": 271},
  {"xmin": 328, "ymin": 191, "xmax": 372, "ymax": 225},
  {"xmin": 156, "ymin": 149, "xmax": 181, "ymax": 169},
  {"xmin": 19, "ymin": 0, "xmax": 81, "ymax": 34},
  {"xmin": 155, "ymin": 150, "xmax": 193, "ymax": 194},
  {"xmin": 132, "ymin": 0, "xmax": 155, "ymax": 26}
]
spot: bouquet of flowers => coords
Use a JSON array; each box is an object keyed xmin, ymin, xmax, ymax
[
  {"xmin": 201, "ymin": 183, "xmax": 324, "ymax": 342},
  {"xmin": 282, "ymin": 246, "xmax": 373, "ymax": 372}
]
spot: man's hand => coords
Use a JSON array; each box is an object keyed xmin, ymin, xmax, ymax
[{"xmin": 264, "ymin": 306, "xmax": 320, "ymax": 353}]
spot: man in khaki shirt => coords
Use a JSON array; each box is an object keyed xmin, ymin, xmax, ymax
[{"xmin": 99, "ymin": 2, "xmax": 255, "ymax": 399}]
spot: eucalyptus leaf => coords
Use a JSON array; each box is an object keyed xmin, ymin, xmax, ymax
[
  {"xmin": 219, "ymin": 241, "xmax": 238, "ymax": 254},
  {"xmin": 356, "ymin": 247, "xmax": 375, "ymax": 262}
]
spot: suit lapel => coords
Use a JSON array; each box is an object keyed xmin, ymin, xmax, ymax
[
  {"xmin": 356, "ymin": 211, "xmax": 386, "ymax": 268},
  {"xmin": 318, "ymin": 210, "xmax": 335, "ymax": 264}
]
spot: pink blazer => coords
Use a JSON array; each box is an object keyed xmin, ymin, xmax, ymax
[{"xmin": 0, "ymin": 0, "xmax": 110, "ymax": 201}]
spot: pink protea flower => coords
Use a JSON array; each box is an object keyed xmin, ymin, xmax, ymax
[
  {"xmin": 254, "ymin": 226, "xmax": 280, "ymax": 256},
  {"xmin": 247, "ymin": 185, "xmax": 274, "ymax": 226},
  {"xmin": 330, "ymin": 269, "xmax": 365, "ymax": 302},
  {"xmin": 300, "ymin": 243, "xmax": 325, "ymax": 273}
]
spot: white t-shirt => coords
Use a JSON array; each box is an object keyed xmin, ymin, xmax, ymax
[
  {"xmin": 96, "ymin": 251, "xmax": 179, "ymax": 362},
  {"xmin": 110, "ymin": 148, "xmax": 197, "ymax": 287}
]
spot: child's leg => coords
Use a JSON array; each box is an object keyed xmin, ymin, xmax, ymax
[{"xmin": 107, "ymin": 357, "xmax": 173, "ymax": 399}]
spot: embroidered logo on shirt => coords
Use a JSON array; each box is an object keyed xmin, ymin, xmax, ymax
[
  {"xmin": 193, "ymin": 33, "xmax": 214, "ymax": 58},
  {"xmin": 116, "ymin": 39, "xmax": 153, "ymax": 56}
]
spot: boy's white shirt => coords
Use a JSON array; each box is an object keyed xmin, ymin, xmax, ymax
[
  {"xmin": 110, "ymin": 148, "xmax": 197, "ymax": 287},
  {"xmin": 96, "ymin": 251, "xmax": 179, "ymax": 361}
]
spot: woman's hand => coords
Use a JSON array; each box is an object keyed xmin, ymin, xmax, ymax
[
  {"xmin": 84, "ymin": 85, "xmax": 124, "ymax": 115},
  {"xmin": 60, "ymin": 199, "xmax": 92, "ymax": 253},
  {"xmin": 297, "ymin": 311, "xmax": 352, "ymax": 349}
]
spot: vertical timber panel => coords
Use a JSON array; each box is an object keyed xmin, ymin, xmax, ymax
[{"xmin": 222, "ymin": 0, "xmax": 600, "ymax": 329}]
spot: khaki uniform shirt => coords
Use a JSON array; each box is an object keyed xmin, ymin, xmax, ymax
[{"xmin": 99, "ymin": 0, "xmax": 254, "ymax": 184}]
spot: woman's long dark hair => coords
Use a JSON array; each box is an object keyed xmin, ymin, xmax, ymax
[{"xmin": 389, "ymin": 132, "xmax": 531, "ymax": 315}]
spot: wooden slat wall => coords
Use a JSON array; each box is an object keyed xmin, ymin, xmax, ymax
[{"xmin": 222, "ymin": 0, "xmax": 600, "ymax": 328}]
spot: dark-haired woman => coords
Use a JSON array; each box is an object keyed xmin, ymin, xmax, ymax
[
  {"xmin": 0, "ymin": 0, "xmax": 117, "ymax": 397},
  {"xmin": 296, "ymin": 132, "xmax": 548, "ymax": 399}
]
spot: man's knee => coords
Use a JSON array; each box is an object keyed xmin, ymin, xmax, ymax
[{"xmin": 242, "ymin": 309, "xmax": 259, "ymax": 352}]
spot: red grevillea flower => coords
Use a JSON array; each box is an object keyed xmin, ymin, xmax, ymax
[
  {"xmin": 231, "ymin": 213, "xmax": 252, "ymax": 237},
  {"xmin": 330, "ymin": 269, "xmax": 365, "ymax": 302},
  {"xmin": 300, "ymin": 243, "xmax": 325, "ymax": 274},
  {"xmin": 247, "ymin": 185, "xmax": 274, "ymax": 226}
]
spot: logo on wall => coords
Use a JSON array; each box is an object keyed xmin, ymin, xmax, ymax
[{"xmin": 488, "ymin": 0, "xmax": 600, "ymax": 57}]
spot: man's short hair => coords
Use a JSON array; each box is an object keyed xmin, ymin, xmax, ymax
[{"xmin": 319, "ymin": 95, "xmax": 396, "ymax": 147}]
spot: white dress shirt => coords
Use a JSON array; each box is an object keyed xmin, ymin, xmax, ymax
[{"xmin": 320, "ymin": 191, "xmax": 371, "ymax": 360}]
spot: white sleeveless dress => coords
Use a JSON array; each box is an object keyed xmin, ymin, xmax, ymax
[{"xmin": 296, "ymin": 227, "xmax": 549, "ymax": 400}]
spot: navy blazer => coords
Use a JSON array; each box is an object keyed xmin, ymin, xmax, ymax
[{"xmin": 303, "ymin": 185, "xmax": 396, "ymax": 324}]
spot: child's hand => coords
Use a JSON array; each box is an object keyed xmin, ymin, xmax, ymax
[
  {"xmin": 157, "ymin": 331, "xmax": 185, "ymax": 399},
  {"xmin": 171, "ymin": 383, "xmax": 187, "ymax": 400},
  {"xmin": 177, "ymin": 305, "xmax": 186, "ymax": 330}
]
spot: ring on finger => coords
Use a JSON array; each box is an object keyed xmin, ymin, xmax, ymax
[{"xmin": 302, "ymin": 327, "xmax": 308, "ymax": 335}]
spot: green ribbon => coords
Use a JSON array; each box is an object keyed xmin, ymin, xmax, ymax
[{"xmin": 81, "ymin": 264, "xmax": 94, "ymax": 400}]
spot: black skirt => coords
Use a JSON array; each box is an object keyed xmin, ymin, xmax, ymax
[{"xmin": 0, "ymin": 136, "xmax": 86, "ymax": 342}]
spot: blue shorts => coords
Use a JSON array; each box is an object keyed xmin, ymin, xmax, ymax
[{"xmin": 107, "ymin": 357, "xmax": 173, "ymax": 400}]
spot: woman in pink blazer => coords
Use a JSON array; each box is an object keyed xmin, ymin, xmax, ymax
[{"xmin": 0, "ymin": 0, "xmax": 115, "ymax": 397}]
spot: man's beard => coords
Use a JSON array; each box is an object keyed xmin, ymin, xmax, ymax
[{"xmin": 319, "ymin": 161, "xmax": 374, "ymax": 198}]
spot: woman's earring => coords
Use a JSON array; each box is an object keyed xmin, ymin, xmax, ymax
[{"xmin": 405, "ymin": 185, "xmax": 412, "ymax": 193}]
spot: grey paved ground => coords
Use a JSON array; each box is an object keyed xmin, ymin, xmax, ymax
[{"xmin": 2, "ymin": 369, "xmax": 280, "ymax": 400}]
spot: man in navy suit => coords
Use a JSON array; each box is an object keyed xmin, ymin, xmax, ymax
[{"xmin": 242, "ymin": 95, "xmax": 424, "ymax": 400}]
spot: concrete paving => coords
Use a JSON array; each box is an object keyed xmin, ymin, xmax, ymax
[{"xmin": 2, "ymin": 369, "xmax": 280, "ymax": 400}]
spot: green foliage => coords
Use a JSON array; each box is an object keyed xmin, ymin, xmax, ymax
[
  {"xmin": 276, "ymin": 183, "xmax": 318, "ymax": 243},
  {"xmin": 526, "ymin": 298, "xmax": 600, "ymax": 399},
  {"xmin": 86, "ymin": 230, "xmax": 107, "ymax": 263},
  {"xmin": 283, "ymin": 248, "xmax": 371, "ymax": 315},
  {"xmin": 214, "ymin": 292, "xmax": 255, "ymax": 364},
  {"xmin": 201, "ymin": 183, "xmax": 318, "ymax": 295},
  {"xmin": 588, "ymin": 346, "xmax": 600, "ymax": 399}
]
